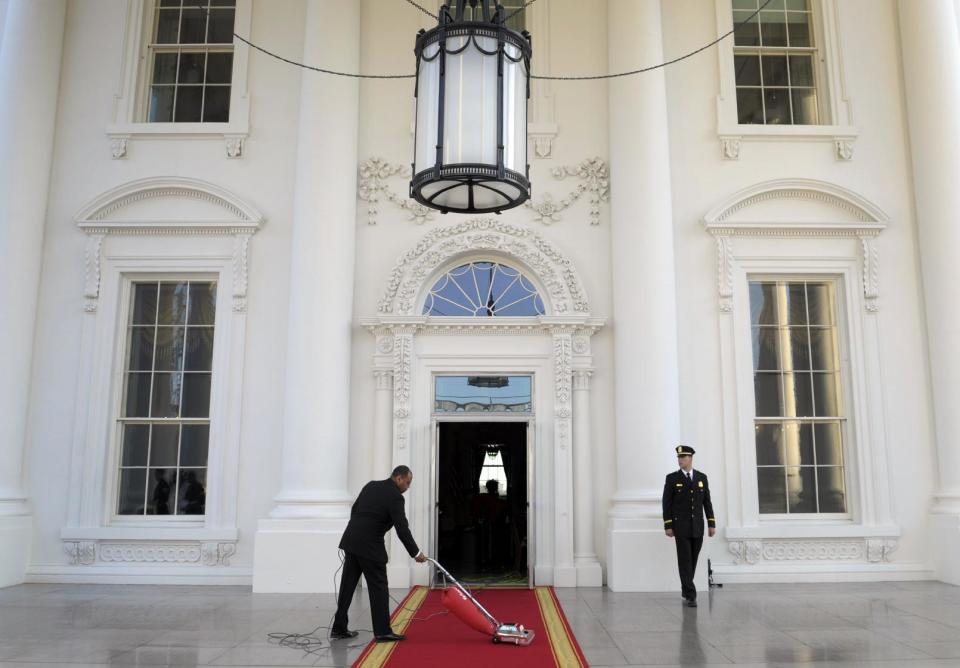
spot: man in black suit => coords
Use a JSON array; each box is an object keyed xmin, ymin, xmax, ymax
[
  {"xmin": 331, "ymin": 465, "xmax": 427, "ymax": 642},
  {"xmin": 662, "ymin": 445, "xmax": 716, "ymax": 607}
]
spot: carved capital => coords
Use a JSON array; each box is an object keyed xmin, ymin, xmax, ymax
[
  {"xmin": 374, "ymin": 369, "xmax": 394, "ymax": 391},
  {"xmin": 573, "ymin": 369, "xmax": 593, "ymax": 391}
]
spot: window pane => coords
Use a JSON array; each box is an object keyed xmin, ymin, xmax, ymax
[
  {"xmin": 184, "ymin": 328, "xmax": 214, "ymax": 371},
  {"xmin": 787, "ymin": 12, "xmax": 811, "ymax": 47},
  {"xmin": 178, "ymin": 469, "xmax": 207, "ymax": 514},
  {"xmin": 203, "ymin": 87, "xmax": 230, "ymax": 123},
  {"xmin": 152, "ymin": 52, "xmax": 178, "ymax": 84},
  {"xmin": 749, "ymin": 282, "xmax": 779, "ymax": 325},
  {"xmin": 736, "ymin": 87, "xmax": 764, "ymax": 124},
  {"xmin": 733, "ymin": 0, "xmax": 759, "ymax": 8},
  {"xmin": 761, "ymin": 54, "xmax": 789, "ymax": 87},
  {"xmin": 205, "ymin": 53, "xmax": 233, "ymax": 84},
  {"xmin": 128, "ymin": 327, "xmax": 156, "ymax": 371},
  {"xmin": 147, "ymin": 468, "xmax": 176, "ymax": 515},
  {"xmin": 758, "ymin": 468, "xmax": 787, "ymax": 513},
  {"xmin": 158, "ymin": 283, "xmax": 188, "ymax": 325},
  {"xmin": 121, "ymin": 424, "xmax": 150, "ymax": 467},
  {"xmin": 817, "ymin": 467, "xmax": 846, "ymax": 512},
  {"xmin": 752, "ymin": 327, "xmax": 780, "ymax": 370},
  {"xmin": 760, "ymin": 10, "xmax": 788, "ymax": 46},
  {"xmin": 784, "ymin": 371, "xmax": 814, "ymax": 416},
  {"xmin": 735, "ymin": 54, "xmax": 761, "ymax": 86},
  {"xmin": 155, "ymin": 9, "xmax": 179, "ymax": 44},
  {"xmin": 733, "ymin": 11, "xmax": 760, "ymax": 46},
  {"xmin": 151, "ymin": 372, "xmax": 182, "ymax": 417},
  {"xmin": 159, "ymin": 0, "xmax": 182, "ymax": 7},
  {"xmin": 786, "ymin": 283, "xmax": 808, "ymax": 325},
  {"xmin": 786, "ymin": 327, "xmax": 811, "ymax": 370},
  {"xmin": 149, "ymin": 424, "xmax": 180, "ymax": 466},
  {"xmin": 788, "ymin": 55, "xmax": 814, "ymax": 86},
  {"xmin": 764, "ymin": 88, "xmax": 790, "ymax": 124},
  {"xmin": 762, "ymin": 0, "xmax": 786, "ymax": 9},
  {"xmin": 149, "ymin": 86, "xmax": 175, "ymax": 122},
  {"xmin": 174, "ymin": 86, "xmax": 203, "ymax": 122},
  {"xmin": 188, "ymin": 282, "xmax": 217, "ymax": 325},
  {"xmin": 791, "ymin": 88, "xmax": 819, "ymax": 124},
  {"xmin": 813, "ymin": 372, "xmax": 841, "ymax": 416},
  {"xmin": 179, "ymin": 7, "xmax": 206, "ymax": 43},
  {"xmin": 755, "ymin": 423, "xmax": 784, "ymax": 465},
  {"xmin": 814, "ymin": 422, "xmax": 844, "ymax": 466},
  {"xmin": 153, "ymin": 327, "xmax": 185, "ymax": 372},
  {"xmin": 786, "ymin": 466, "xmax": 816, "ymax": 512},
  {"xmin": 125, "ymin": 372, "xmax": 153, "ymax": 417},
  {"xmin": 434, "ymin": 375, "xmax": 532, "ymax": 412},
  {"xmin": 784, "ymin": 421, "xmax": 814, "ymax": 466},
  {"xmin": 805, "ymin": 283, "xmax": 835, "ymax": 325},
  {"xmin": 207, "ymin": 8, "xmax": 235, "ymax": 43},
  {"xmin": 754, "ymin": 372, "xmax": 783, "ymax": 416},
  {"xmin": 423, "ymin": 262, "xmax": 545, "ymax": 317},
  {"xmin": 182, "ymin": 373, "xmax": 212, "ymax": 417},
  {"xmin": 786, "ymin": 0, "xmax": 808, "ymax": 9},
  {"xmin": 118, "ymin": 469, "xmax": 147, "ymax": 514},
  {"xmin": 180, "ymin": 425, "xmax": 209, "ymax": 466},
  {"xmin": 809, "ymin": 327, "xmax": 838, "ymax": 370},
  {"xmin": 178, "ymin": 52, "xmax": 205, "ymax": 84},
  {"xmin": 132, "ymin": 283, "xmax": 159, "ymax": 325}
]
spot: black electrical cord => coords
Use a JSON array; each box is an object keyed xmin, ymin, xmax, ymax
[{"xmin": 187, "ymin": 0, "xmax": 772, "ymax": 80}]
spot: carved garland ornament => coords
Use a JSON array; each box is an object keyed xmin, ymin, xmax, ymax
[
  {"xmin": 358, "ymin": 157, "xmax": 609, "ymax": 226},
  {"xmin": 379, "ymin": 219, "xmax": 590, "ymax": 316}
]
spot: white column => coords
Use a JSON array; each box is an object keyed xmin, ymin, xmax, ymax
[
  {"xmin": 572, "ymin": 370, "xmax": 602, "ymax": 586},
  {"xmin": 0, "ymin": 0, "xmax": 66, "ymax": 587},
  {"xmin": 606, "ymin": 0, "xmax": 685, "ymax": 591},
  {"xmin": 253, "ymin": 0, "xmax": 359, "ymax": 592},
  {"xmin": 899, "ymin": 0, "xmax": 960, "ymax": 585}
]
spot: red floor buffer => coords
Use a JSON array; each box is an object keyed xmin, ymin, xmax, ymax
[{"xmin": 428, "ymin": 557, "xmax": 536, "ymax": 646}]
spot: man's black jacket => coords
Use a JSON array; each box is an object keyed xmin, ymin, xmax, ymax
[
  {"xmin": 339, "ymin": 478, "xmax": 420, "ymax": 563},
  {"xmin": 662, "ymin": 469, "xmax": 716, "ymax": 538}
]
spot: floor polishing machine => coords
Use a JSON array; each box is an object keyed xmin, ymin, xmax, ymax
[{"xmin": 428, "ymin": 557, "xmax": 536, "ymax": 646}]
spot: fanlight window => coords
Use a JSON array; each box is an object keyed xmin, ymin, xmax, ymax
[{"xmin": 423, "ymin": 261, "xmax": 546, "ymax": 317}]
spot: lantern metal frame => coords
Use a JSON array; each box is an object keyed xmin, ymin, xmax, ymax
[{"xmin": 411, "ymin": 0, "xmax": 532, "ymax": 214}]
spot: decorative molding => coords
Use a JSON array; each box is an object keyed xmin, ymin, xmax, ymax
[
  {"xmin": 705, "ymin": 179, "xmax": 887, "ymax": 225},
  {"xmin": 525, "ymin": 158, "xmax": 609, "ymax": 226},
  {"xmin": 529, "ymin": 125, "xmax": 558, "ymax": 159},
  {"xmin": 357, "ymin": 158, "xmax": 435, "ymax": 225},
  {"xmin": 553, "ymin": 328, "xmax": 573, "ymax": 420},
  {"xmin": 374, "ymin": 369, "xmax": 394, "ymax": 391},
  {"xmin": 866, "ymin": 538, "xmax": 898, "ymax": 563},
  {"xmin": 378, "ymin": 219, "xmax": 591, "ymax": 316},
  {"xmin": 63, "ymin": 540, "xmax": 237, "ymax": 566},
  {"xmin": 859, "ymin": 234, "xmax": 880, "ymax": 312},
  {"xmin": 728, "ymin": 538, "xmax": 899, "ymax": 565},
  {"xmin": 392, "ymin": 328, "xmax": 415, "ymax": 450},
  {"xmin": 201, "ymin": 542, "xmax": 236, "ymax": 566},
  {"xmin": 362, "ymin": 316, "xmax": 605, "ymax": 338},
  {"xmin": 109, "ymin": 134, "xmax": 129, "ymax": 159},
  {"xmin": 83, "ymin": 234, "xmax": 105, "ymax": 313},
  {"xmin": 232, "ymin": 233, "xmax": 251, "ymax": 312},
  {"xmin": 224, "ymin": 135, "xmax": 244, "ymax": 159},
  {"xmin": 720, "ymin": 136, "xmax": 741, "ymax": 160},
  {"xmin": 64, "ymin": 541, "xmax": 96, "ymax": 565},
  {"xmin": 573, "ymin": 369, "xmax": 592, "ymax": 391},
  {"xmin": 714, "ymin": 234, "xmax": 735, "ymax": 313},
  {"xmin": 835, "ymin": 137, "xmax": 855, "ymax": 161}
]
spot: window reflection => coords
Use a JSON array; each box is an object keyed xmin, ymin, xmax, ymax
[{"xmin": 435, "ymin": 376, "xmax": 532, "ymax": 413}]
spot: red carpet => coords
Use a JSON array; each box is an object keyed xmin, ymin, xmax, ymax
[{"xmin": 352, "ymin": 586, "xmax": 588, "ymax": 668}]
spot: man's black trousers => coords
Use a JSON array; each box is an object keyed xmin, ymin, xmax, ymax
[
  {"xmin": 674, "ymin": 534, "xmax": 703, "ymax": 601},
  {"xmin": 333, "ymin": 551, "xmax": 391, "ymax": 637}
]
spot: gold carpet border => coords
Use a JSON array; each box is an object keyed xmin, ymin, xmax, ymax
[
  {"xmin": 535, "ymin": 586, "xmax": 585, "ymax": 668},
  {"xmin": 354, "ymin": 586, "xmax": 428, "ymax": 668}
]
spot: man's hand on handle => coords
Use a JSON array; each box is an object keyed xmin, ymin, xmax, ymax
[{"xmin": 414, "ymin": 552, "xmax": 428, "ymax": 563}]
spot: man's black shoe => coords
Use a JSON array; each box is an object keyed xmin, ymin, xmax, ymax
[
  {"xmin": 330, "ymin": 629, "xmax": 359, "ymax": 640},
  {"xmin": 685, "ymin": 598, "xmax": 698, "ymax": 608},
  {"xmin": 375, "ymin": 633, "xmax": 406, "ymax": 642}
]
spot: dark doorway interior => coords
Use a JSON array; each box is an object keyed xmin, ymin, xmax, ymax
[{"xmin": 436, "ymin": 421, "xmax": 528, "ymax": 586}]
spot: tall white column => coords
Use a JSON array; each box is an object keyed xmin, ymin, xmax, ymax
[
  {"xmin": 252, "ymin": 0, "xmax": 360, "ymax": 592},
  {"xmin": 0, "ymin": 0, "xmax": 66, "ymax": 587},
  {"xmin": 572, "ymin": 370, "xmax": 601, "ymax": 586},
  {"xmin": 899, "ymin": 0, "xmax": 960, "ymax": 585},
  {"xmin": 606, "ymin": 0, "xmax": 685, "ymax": 591}
]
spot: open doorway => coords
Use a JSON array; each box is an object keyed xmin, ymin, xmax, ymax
[{"xmin": 436, "ymin": 421, "xmax": 528, "ymax": 586}]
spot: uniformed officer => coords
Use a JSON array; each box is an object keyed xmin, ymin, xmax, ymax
[{"xmin": 662, "ymin": 445, "xmax": 716, "ymax": 607}]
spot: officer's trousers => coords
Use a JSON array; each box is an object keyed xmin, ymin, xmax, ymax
[{"xmin": 674, "ymin": 534, "xmax": 703, "ymax": 600}]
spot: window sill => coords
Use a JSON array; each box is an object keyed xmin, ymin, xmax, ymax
[
  {"xmin": 726, "ymin": 522, "xmax": 899, "ymax": 540},
  {"xmin": 106, "ymin": 122, "xmax": 248, "ymax": 159},
  {"xmin": 717, "ymin": 124, "xmax": 858, "ymax": 161},
  {"xmin": 61, "ymin": 526, "xmax": 238, "ymax": 542}
]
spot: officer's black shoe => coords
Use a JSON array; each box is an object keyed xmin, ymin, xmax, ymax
[
  {"xmin": 375, "ymin": 633, "xmax": 406, "ymax": 642},
  {"xmin": 685, "ymin": 598, "xmax": 698, "ymax": 608},
  {"xmin": 330, "ymin": 629, "xmax": 359, "ymax": 640}
]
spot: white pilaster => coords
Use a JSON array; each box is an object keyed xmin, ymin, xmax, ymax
[
  {"xmin": 898, "ymin": 0, "xmax": 960, "ymax": 585},
  {"xmin": 572, "ymin": 370, "xmax": 602, "ymax": 586},
  {"xmin": 0, "ymin": 0, "xmax": 66, "ymax": 587},
  {"xmin": 606, "ymin": 0, "xmax": 684, "ymax": 591},
  {"xmin": 253, "ymin": 0, "xmax": 360, "ymax": 592}
]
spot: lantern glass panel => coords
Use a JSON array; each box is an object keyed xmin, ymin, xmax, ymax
[
  {"xmin": 414, "ymin": 43, "xmax": 441, "ymax": 175},
  {"xmin": 442, "ymin": 35, "xmax": 498, "ymax": 166},
  {"xmin": 503, "ymin": 42, "xmax": 527, "ymax": 174}
]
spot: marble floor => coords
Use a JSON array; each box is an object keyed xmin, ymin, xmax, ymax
[{"xmin": 1, "ymin": 581, "xmax": 960, "ymax": 667}]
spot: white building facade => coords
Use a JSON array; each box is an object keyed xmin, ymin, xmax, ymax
[{"xmin": 1, "ymin": 0, "xmax": 958, "ymax": 592}]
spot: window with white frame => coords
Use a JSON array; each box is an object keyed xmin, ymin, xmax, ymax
[
  {"xmin": 117, "ymin": 280, "xmax": 216, "ymax": 516},
  {"xmin": 733, "ymin": 0, "xmax": 820, "ymax": 124},
  {"xmin": 749, "ymin": 279, "xmax": 847, "ymax": 514},
  {"xmin": 145, "ymin": 0, "xmax": 235, "ymax": 123}
]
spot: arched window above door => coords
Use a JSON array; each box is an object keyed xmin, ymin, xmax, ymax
[{"xmin": 422, "ymin": 261, "xmax": 546, "ymax": 317}]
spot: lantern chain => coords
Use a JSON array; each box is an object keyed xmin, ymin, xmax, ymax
[{"xmin": 186, "ymin": 0, "xmax": 771, "ymax": 80}]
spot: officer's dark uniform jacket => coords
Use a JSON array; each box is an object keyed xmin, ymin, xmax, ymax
[
  {"xmin": 339, "ymin": 478, "xmax": 420, "ymax": 563},
  {"xmin": 662, "ymin": 469, "xmax": 716, "ymax": 537}
]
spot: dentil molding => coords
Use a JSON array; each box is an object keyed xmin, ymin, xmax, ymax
[{"xmin": 357, "ymin": 157, "xmax": 609, "ymax": 226}]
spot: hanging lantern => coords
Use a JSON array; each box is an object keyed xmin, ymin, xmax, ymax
[{"xmin": 411, "ymin": 0, "xmax": 531, "ymax": 214}]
